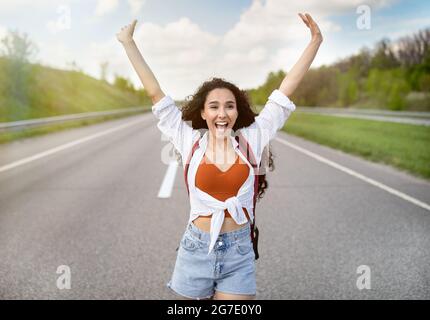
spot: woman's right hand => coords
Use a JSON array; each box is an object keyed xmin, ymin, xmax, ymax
[{"xmin": 116, "ymin": 19, "xmax": 138, "ymax": 44}]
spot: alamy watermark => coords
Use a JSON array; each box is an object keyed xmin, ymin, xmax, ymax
[
  {"xmin": 356, "ymin": 4, "xmax": 371, "ymax": 30},
  {"xmin": 56, "ymin": 265, "xmax": 71, "ymax": 290},
  {"xmin": 356, "ymin": 265, "xmax": 371, "ymax": 290},
  {"xmin": 46, "ymin": 5, "xmax": 71, "ymax": 33}
]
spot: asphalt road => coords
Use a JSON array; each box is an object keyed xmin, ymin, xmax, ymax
[{"xmin": 0, "ymin": 112, "xmax": 429, "ymax": 299}]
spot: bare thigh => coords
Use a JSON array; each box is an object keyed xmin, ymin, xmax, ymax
[
  {"xmin": 214, "ymin": 291, "xmax": 255, "ymax": 300},
  {"xmin": 179, "ymin": 295, "xmax": 214, "ymax": 300}
]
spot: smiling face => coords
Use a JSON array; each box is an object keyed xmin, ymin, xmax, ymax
[{"xmin": 201, "ymin": 88, "xmax": 238, "ymax": 139}]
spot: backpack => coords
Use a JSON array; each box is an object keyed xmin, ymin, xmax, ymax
[{"xmin": 183, "ymin": 132, "xmax": 260, "ymax": 260}]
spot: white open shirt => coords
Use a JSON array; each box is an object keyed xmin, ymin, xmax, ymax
[{"xmin": 152, "ymin": 89, "xmax": 296, "ymax": 255}]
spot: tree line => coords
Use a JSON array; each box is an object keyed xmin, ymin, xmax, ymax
[{"xmin": 248, "ymin": 28, "xmax": 430, "ymax": 111}]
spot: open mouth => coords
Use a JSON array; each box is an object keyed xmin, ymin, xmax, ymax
[{"xmin": 215, "ymin": 122, "xmax": 228, "ymax": 132}]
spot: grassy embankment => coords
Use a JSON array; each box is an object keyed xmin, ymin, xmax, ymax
[{"xmin": 0, "ymin": 59, "xmax": 151, "ymax": 144}]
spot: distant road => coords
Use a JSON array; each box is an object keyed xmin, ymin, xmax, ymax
[
  {"xmin": 297, "ymin": 107, "xmax": 430, "ymax": 126},
  {"xmin": 0, "ymin": 113, "xmax": 429, "ymax": 299}
]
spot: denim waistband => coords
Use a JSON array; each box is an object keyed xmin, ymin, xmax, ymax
[{"xmin": 187, "ymin": 220, "xmax": 251, "ymax": 243}]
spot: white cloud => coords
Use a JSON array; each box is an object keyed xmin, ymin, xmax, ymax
[
  {"xmin": 97, "ymin": 0, "xmax": 399, "ymax": 98},
  {"xmin": 128, "ymin": 0, "xmax": 146, "ymax": 16},
  {"xmin": 222, "ymin": 0, "xmax": 393, "ymax": 52},
  {"xmin": 36, "ymin": 41, "xmax": 77, "ymax": 70},
  {"xmin": 26, "ymin": 0, "xmax": 401, "ymax": 99},
  {"xmin": 0, "ymin": 0, "xmax": 77, "ymax": 12},
  {"xmin": 116, "ymin": 17, "xmax": 221, "ymax": 98},
  {"xmin": 95, "ymin": 0, "xmax": 119, "ymax": 16},
  {"xmin": 85, "ymin": 38, "xmax": 128, "ymax": 81},
  {"xmin": 377, "ymin": 16, "xmax": 430, "ymax": 40},
  {"xmin": 46, "ymin": 5, "xmax": 72, "ymax": 34}
]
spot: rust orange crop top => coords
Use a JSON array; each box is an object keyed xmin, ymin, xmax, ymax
[{"xmin": 195, "ymin": 153, "xmax": 251, "ymax": 220}]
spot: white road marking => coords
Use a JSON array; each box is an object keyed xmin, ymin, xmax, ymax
[
  {"xmin": 158, "ymin": 161, "xmax": 179, "ymax": 198},
  {"xmin": 0, "ymin": 118, "xmax": 146, "ymax": 173},
  {"xmin": 275, "ymin": 137, "xmax": 430, "ymax": 212}
]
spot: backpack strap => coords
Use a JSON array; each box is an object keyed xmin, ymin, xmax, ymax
[
  {"xmin": 184, "ymin": 139, "xmax": 201, "ymax": 196},
  {"xmin": 234, "ymin": 132, "xmax": 259, "ymax": 209},
  {"xmin": 235, "ymin": 132, "xmax": 260, "ymax": 260}
]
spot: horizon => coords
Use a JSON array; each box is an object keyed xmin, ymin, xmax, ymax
[{"xmin": 0, "ymin": 0, "xmax": 429, "ymax": 100}]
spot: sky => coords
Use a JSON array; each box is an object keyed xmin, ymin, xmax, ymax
[{"xmin": 0, "ymin": 0, "xmax": 429, "ymax": 100}]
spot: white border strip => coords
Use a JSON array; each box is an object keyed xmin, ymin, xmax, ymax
[
  {"xmin": 275, "ymin": 137, "xmax": 430, "ymax": 212},
  {"xmin": 157, "ymin": 161, "xmax": 179, "ymax": 198}
]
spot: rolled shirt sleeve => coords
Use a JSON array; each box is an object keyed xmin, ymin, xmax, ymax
[
  {"xmin": 239, "ymin": 89, "xmax": 296, "ymax": 165},
  {"xmin": 152, "ymin": 95, "xmax": 197, "ymax": 160},
  {"xmin": 267, "ymin": 89, "xmax": 296, "ymax": 112}
]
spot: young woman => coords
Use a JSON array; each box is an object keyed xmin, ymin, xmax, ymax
[{"xmin": 117, "ymin": 13, "xmax": 323, "ymax": 300}]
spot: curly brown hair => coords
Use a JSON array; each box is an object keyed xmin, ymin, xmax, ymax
[{"xmin": 176, "ymin": 77, "xmax": 275, "ymax": 201}]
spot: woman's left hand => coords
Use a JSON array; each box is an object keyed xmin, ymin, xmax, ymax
[{"xmin": 298, "ymin": 13, "xmax": 323, "ymax": 43}]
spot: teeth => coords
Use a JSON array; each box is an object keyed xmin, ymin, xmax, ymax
[{"xmin": 215, "ymin": 122, "xmax": 227, "ymax": 131}]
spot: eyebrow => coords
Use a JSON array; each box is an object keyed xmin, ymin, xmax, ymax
[{"xmin": 208, "ymin": 100, "xmax": 236, "ymax": 105}]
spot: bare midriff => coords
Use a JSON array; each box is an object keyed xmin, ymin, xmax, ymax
[
  {"xmin": 192, "ymin": 215, "xmax": 250, "ymax": 233},
  {"xmin": 193, "ymin": 153, "xmax": 250, "ymax": 233}
]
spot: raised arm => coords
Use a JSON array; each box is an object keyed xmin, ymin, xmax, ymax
[
  {"xmin": 279, "ymin": 13, "xmax": 323, "ymax": 96},
  {"xmin": 241, "ymin": 14, "xmax": 322, "ymax": 164},
  {"xmin": 116, "ymin": 19, "xmax": 165, "ymax": 104}
]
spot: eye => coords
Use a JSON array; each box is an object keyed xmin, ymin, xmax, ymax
[{"xmin": 227, "ymin": 105, "xmax": 235, "ymax": 109}]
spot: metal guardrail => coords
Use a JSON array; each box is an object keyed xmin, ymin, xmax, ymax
[
  {"xmin": 296, "ymin": 106, "xmax": 430, "ymax": 119},
  {"xmin": 2, "ymin": 105, "xmax": 429, "ymax": 133},
  {"xmin": 252, "ymin": 105, "xmax": 430, "ymax": 126},
  {"xmin": 0, "ymin": 106, "xmax": 150, "ymax": 132},
  {"xmin": 295, "ymin": 107, "xmax": 430, "ymax": 126}
]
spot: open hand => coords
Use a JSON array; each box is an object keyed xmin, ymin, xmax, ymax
[
  {"xmin": 298, "ymin": 13, "xmax": 323, "ymax": 43},
  {"xmin": 116, "ymin": 19, "xmax": 138, "ymax": 44}
]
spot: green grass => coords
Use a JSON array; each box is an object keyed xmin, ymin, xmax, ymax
[
  {"xmin": 0, "ymin": 58, "xmax": 151, "ymax": 122},
  {"xmin": 282, "ymin": 112, "xmax": 430, "ymax": 181},
  {"xmin": 0, "ymin": 57, "xmax": 153, "ymax": 144}
]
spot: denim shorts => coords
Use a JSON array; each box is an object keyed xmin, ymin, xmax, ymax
[{"xmin": 166, "ymin": 220, "xmax": 256, "ymax": 300}]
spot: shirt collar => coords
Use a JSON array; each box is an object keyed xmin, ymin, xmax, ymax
[{"xmin": 198, "ymin": 130, "xmax": 239, "ymax": 150}]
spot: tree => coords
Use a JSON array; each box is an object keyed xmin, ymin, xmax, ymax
[
  {"xmin": 248, "ymin": 70, "xmax": 285, "ymax": 105},
  {"xmin": 0, "ymin": 29, "xmax": 38, "ymax": 63},
  {"xmin": 0, "ymin": 29, "xmax": 38, "ymax": 120},
  {"xmin": 395, "ymin": 28, "xmax": 430, "ymax": 68},
  {"xmin": 370, "ymin": 38, "xmax": 399, "ymax": 70},
  {"xmin": 113, "ymin": 74, "xmax": 135, "ymax": 92},
  {"xmin": 365, "ymin": 68, "xmax": 410, "ymax": 109},
  {"xmin": 338, "ymin": 70, "xmax": 358, "ymax": 107},
  {"xmin": 419, "ymin": 74, "xmax": 430, "ymax": 91}
]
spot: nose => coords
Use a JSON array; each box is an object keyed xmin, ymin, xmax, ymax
[{"xmin": 217, "ymin": 107, "xmax": 227, "ymax": 118}]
